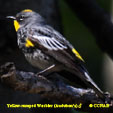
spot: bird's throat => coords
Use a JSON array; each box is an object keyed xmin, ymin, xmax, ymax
[{"xmin": 14, "ymin": 20, "xmax": 20, "ymax": 31}]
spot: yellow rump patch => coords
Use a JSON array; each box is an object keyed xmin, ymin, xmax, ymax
[
  {"xmin": 72, "ymin": 48, "xmax": 84, "ymax": 62},
  {"xmin": 14, "ymin": 20, "xmax": 20, "ymax": 31},
  {"xmin": 25, "ymin": 39, "xmax": 34, "ymax": 47},
  {"xmin": 22, "ymin": 9, "xmax": 33, "ymax": 13}
]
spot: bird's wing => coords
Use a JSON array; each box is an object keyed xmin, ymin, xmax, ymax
[
  {"xmin": 26, "ymin": 25, "xmax": 84, "ymax": 66},
  {"xmin": 32, "ymin": 35, "xmax": 67, "ymax": 51}
]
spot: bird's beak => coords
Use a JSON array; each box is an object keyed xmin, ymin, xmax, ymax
[{"xmin": 6, "ymin": 16, "xmax": 16, "ymax": 20}]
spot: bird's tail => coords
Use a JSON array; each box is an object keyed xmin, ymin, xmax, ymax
[
  {"xmin": 83, "ymin": 71, "xmax": 104, "ymax": 99},
  {"xmin": 77, "ymin": 65, "xmax": 104, "ymax": 99},
  {"xmin": 75, "ymin": 65, "xmax": 105, "ymax": 99},
  {"xmin": 59, "ymin": 65, "xmax": 104, "ymax": 99}
]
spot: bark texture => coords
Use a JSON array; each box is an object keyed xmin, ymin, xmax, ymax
[{"xmin": 0, "ymin": 62, "xmax": 113, "ymax": 113}]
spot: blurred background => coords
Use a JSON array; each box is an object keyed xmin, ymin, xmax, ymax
[{"xmin": 0, "ymin": 0, "xmax": 112, "ymax": 113}]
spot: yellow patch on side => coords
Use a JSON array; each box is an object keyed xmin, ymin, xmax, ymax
[
  {"xmin": 72, "ymin": 48, "xmax": 84, "ymax": 62},
  {"xmin": 25, "ymin": 39, "xmax": 34, "ymax": 47},
  {"xmin": 22, "ymin": 9, "xmax": 33, "ymax": 12},
  {"xmin": 14, "ymin": 20, "xmax": 20, "ymax": 31}
]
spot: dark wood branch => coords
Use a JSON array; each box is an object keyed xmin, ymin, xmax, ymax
[
  {"xmin": 65, "ymin": 0, "xmax": 113, "ymax": 59},
  {"xmin": 0, "ymin": 62, "xmax": 113, "ymax": 112}
]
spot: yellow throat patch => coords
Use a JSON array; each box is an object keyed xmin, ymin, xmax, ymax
[
  {"xmin": 72, "ymin": 48, "xmax": 84, "ymax": 62},
  {"xmin": 14, "ymin": 20, "xmax": 20, "ymax": 31},
  {"xmin": 25, "ymin": 39, "xmax": 34, "ymax": 47}
]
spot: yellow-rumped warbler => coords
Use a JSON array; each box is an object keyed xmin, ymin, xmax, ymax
[{"xmin": 7, "ymin": 9, "xmax": 104, "ymax": 99}]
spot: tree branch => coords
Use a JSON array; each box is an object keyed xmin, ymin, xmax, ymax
[{"xmin": 0, "ymin": 62, "xmax": 113, "ymax": 112}]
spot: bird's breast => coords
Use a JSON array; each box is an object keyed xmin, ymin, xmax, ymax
[
  {"xmin": 17, "ymin": 27, "xmax": 54, "ymax": 69},
  {"xmin": 24, "ymin": 49, "xmax": 54, "ymax": 70}
]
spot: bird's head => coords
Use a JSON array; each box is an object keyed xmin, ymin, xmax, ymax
[{"xmin": 7, "ymin": 9, "xmax": 45, "ymax": 31}]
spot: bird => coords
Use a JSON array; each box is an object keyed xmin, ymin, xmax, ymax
[{"xmin": 7, "ymin": 9, "xmax": 104, "ymax": 99}]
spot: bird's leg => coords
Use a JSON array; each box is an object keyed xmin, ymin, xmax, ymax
[{"xmin": 37, "ymin": 64, "xmax": 60, "ymax": 77}]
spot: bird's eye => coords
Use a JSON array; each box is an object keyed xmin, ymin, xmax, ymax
[{"xmin": 19, "ymin": 15, "xmax": 25, "ymax": 21}]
